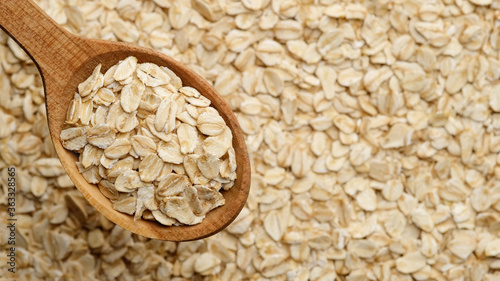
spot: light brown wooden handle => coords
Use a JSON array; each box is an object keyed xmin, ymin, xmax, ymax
[{"xmin": 0, "ymin": 0, "xmax": 90, "ymax": 81}]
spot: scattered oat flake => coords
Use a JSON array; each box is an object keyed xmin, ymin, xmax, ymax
[{"xmin": 396, "ymin": 252, "xmax": 427, "ymax": 274}]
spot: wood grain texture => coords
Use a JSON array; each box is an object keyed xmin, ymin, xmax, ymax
[{"xmin": 0, "ymin": 0, "xmax": 250, "ymax": 241}]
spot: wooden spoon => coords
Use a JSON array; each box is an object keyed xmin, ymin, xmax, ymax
[{"xmin": 0, "ymin": 0, "xmax": 250, "ymax": 241}]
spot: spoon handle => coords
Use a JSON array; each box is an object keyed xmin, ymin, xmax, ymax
[{"xmin": 0, "ymin": 0, "xmax": 90, "ymax": 81}]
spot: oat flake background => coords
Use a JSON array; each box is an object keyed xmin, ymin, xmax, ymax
[{"xmin": 1, "ymin": 0, "xmax": 500, "ymax": 280}]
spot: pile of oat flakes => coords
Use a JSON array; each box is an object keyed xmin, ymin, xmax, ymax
[
  {"xmin": 1, "ymin": 0, "xmax": 500, "ymax": 280},
  {"xmin": 61, "ymin": 57, "xmax": 237, "ymax": 226}
]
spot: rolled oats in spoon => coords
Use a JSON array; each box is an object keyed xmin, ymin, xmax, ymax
[{"xmin": 60, "ymin": 56, "xmax": 237, "ymax": 226}]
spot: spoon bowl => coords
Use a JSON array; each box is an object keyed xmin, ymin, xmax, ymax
[{"xmin": 0, "ymin": 0, "xmax": 250, "ymax": 241}]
